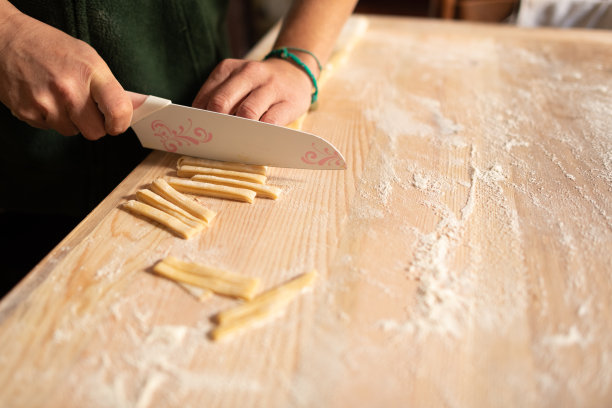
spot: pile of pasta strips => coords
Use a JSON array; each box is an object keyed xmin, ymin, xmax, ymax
[
  {"xmin": 124, "ymin": 156, "xmax": 281, "ymax": 239},
  {"xmin": 123, "ymin": 156, "xmax": 314, "ymax": 341}
]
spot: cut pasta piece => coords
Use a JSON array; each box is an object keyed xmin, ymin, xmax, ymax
[
  {"xmin": 163, "ymin": 256, "xmax": 260, "ymax": 290},
  {"xmin": 122, "ymin": 200, "xmax": 196, "ymax": 239},
  {"xmin": 136, "ymin": 189, "xmax": 205, "ymax": 230},
  {"xmin": 178, "ymin": 283, "xmax": 213, "ymax": 302},
  {"xmin": 177, "ymin": 165, "xmax": 267, "ymax": 184},
  {"xmin": 166, "ymin": 177, "xmax": 256, "ymax": 204},
  {"xmin": 150, "ymin": 178, "xmax": 216, "ymax": 223},
  {"xmin": 177, "ymin": 156, "xmax": 267, "ymax": 176},
  {"xmin": 191, "ymin": 174, "xmax": 281, "ymax": 200},
  {"xmin": 153, "ymin": 260, "xmax": 260, "ymax": 300},
  {"xmin": 210, "ymin": 270, "xmax": 318, "ymax": 341}
]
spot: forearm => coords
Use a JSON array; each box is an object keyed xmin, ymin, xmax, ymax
[{"xmin": 273, "ymin": 0, "xmax": 358, "ymax": 76}]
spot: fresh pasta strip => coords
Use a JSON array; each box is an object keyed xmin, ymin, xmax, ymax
[
  {"xmin": 191, "ymin": 174, "xmax": 281, "ymax": 200},
  {"xmin": 177, "ymin": 156, "xmax": 267, "ymax": 176},
  {"xmin": 210, "ymin": 270, "xmax": 318, "ymax": 341},
  {"xmin": 178, "ymin": 283, "xmax": 214, "ymax": 302},
  {"xmin": 136, "ymin": 189, "xmax": 205, "ymax": 230},
  {"xmin": 122, "ymin": 200, "xmax": 196, "ymax": 239},
  {"xmin": 153, "ymin": 259, "xmax": 260, "ymax": 300},
  {"xmin": 177, "ymin": 165, "xmax": 267, "ymax": 184},
  {"xmin": 164, "ymin": 256, "xmax": 260, "ymax": 290},
  {"xmin": 150, "ymin": 178, "xmax": 216, "ymax": 223},
  {"xmin": 166, "ymin": 177, "xmax": 256, "ymax": 204}
]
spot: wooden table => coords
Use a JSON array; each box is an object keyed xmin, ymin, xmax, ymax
[{"xmin": 1, "ymin": 15, "xmax": 611, "ymax": 407}]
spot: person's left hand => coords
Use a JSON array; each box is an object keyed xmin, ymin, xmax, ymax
[{"xmin": 192, "ymin": 57, "xmax": 314, "ymax": 126}]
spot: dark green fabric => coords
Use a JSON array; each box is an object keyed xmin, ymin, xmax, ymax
[{"xmin": 1, "ymin": 0, "xmax": 229, "ymax": 217}]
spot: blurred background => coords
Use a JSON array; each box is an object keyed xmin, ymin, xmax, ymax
[
  {"xmin": 227, "ymin": 0, "xmax": 612, "ymax": 57},
  {"xmin": 227, "ymin": 0, "xmax": 521, "ymax": 57}
]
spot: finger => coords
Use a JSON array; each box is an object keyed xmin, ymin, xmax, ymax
[
  {"xmin": 10, "ymin": 108, "xmax": 49, "ymax": 130},
  {"xmin": 41, "ymin": 113, "xmax": 79, "ymax": 136},
  {"xmin": 51, "ymin": 118, "xmax": 80, "ymax": 136},
  {"xmin": 31, "ymin": 95, "xmax": 80, "ymax": 136},
  {"xmin": 203, "ymin": 75, "xmax": 259, "ymax": 115},
  {"xmin": 193, "ymin": 59, "xmax": 239, "ymax": 109},
  {"xmin": 68, "ymin": 96, "xmax": 106, "ymax": 140},
  {"xmin": 127, "ymin": 91, "xmax": 148, "ymax": 110},
  {"xmin": 90, "ymin": 71, "xmax": 132, "ymax": 135},
  {"xmin": 260, "ymin": 102, "xmax": 299, "ymax": 126},
  {"xmin": 234, "ymin": 86, "xmax": 279, "ymax": 121}
]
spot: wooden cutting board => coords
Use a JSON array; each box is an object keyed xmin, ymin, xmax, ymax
[{"xmin": 0, "ymin": 15, "xmax": 611, "ymax": 408}]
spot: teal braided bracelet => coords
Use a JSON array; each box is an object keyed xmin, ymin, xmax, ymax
[{"xmin": 264, "ymin": 47, "xmax": 322, "ymax": 104}]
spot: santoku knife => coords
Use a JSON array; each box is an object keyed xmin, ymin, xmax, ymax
[{"xmin": 129, "ymin": 93, "xmax": 346, "ymax": 170}]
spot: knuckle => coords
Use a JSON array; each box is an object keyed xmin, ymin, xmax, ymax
[
  {"xmin": 211, "ymin": 59, "xmax": 237, "ymax": 79},
  {"xmin": 207, "ymin": 94, "xmax": 232, "ymax": 113},
  {"xmin": 12, "ymin": 99, "xmax": 49, "ymax": 125},
  {"xmin": 11, "ymin": 106, "xmax": 38, "ymax": 122},
  {"xmin": 241, "ymin": 61, "xmax": 265, "ymax": 78},
  {"xmin": 261, "ymin": 111, "xmax": 283, "ymax": 125},
  {"xmin": 106, "ymin": 98, "xmax": 132, "ymax": 118},
  {"xmin": 236, "ymin": 102, "xmax": 260, "ymax": 120},
  {"xmin": 52, "ymin": 79, "xmax": 80, "ymax": 108},
  {"xmin": 105, "ymin": 101, "xmax": 132, "ymax": 134}
]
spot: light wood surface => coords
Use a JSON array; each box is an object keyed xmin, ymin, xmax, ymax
[{"xmin": 1, "ymin": 15, "xmax": 611, "ymax": 407}]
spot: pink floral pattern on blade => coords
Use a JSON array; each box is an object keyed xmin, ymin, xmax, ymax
[
  {"xmin": 151, "ymin": 119, "xmax": 212, "ymax": 152},
  {"xmin": 301, "ymin": 142, "xmax": 343, "ymax": 167}
]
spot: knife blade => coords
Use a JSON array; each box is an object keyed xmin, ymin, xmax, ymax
[{"xmin": 129, "ymin": 94, "xmax": 346, "ymax": 170}]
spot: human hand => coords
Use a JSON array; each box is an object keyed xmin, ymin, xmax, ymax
[
  {"xmin": 0, "ymin": 11, "xmax": 132, "ymax": 140},
  {"xmin": 192, "ymin": 57, "xmax": 315, "ymax": 126}
]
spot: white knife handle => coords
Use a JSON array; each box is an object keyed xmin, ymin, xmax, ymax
[{"xmin": 130, "ymin": 95, "xmax": 172, "ymax": 126}]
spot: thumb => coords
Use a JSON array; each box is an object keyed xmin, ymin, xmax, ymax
[{"xmin": 90, "ymin": 71, "xmax": 133, "ymax": 135}]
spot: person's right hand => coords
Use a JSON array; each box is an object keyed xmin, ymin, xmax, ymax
[{"xmin": 0, "ymin": 10, "xmax": 132, "ymax": 140}]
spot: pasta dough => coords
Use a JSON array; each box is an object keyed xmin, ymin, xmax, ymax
[
  {"xmin": 177, "ymin": 165, "xmax": 267, "ymax": 184},
  {"xmin": 210, "ymin": 270, "xmax": 317, "ymax": 341},
  {"xmin": 150, "ymin": 178, "xmax": 216, "ymax": 223},
  {"xmin": 122, "ymin": 200, "xmax": 197, "ymax": 239},
  {"xmin": 166, "ymin": 177, "xmax": 256, "ymax": 203},
  {"xmin": 191, "ymin": 174, "xmax": 281, "ymax": 200},
  {"xmin": 153, "ymin": 256, "xmax": 260, "ymax": 300},
  {"xmin": 177, "ymin": 156, "xmax": 267, "ymax": 176}
]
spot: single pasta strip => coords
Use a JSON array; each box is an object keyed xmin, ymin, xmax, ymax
[
  {"xmin": 150, "ymin": 178, "xmax": 216, "ymax": 223},
  {"xmin": 177, "ymin": 156, "xmax": 267, "ymax": 176},
  {"xmin": 210, "ymin": 270, "xmax": 318, "ymax": 341},
  {"xmin": 153, "ymin": 260, "xmax": 260, "ymax": 300},
  {"xmin": 178, "ymin": 283, "xmax": 214, "ymax": 302},
  {"xmin": 122, "ymin": 200, "xmax": 196, "ymax": 239},
  {"xmin": 163, "ymin": 256, "xmax": 259, "ymax": 290},
  {"xmin": 136, "ymin": 189, "xmax": 205, "ymax": 230},
  {"xmin": 177, "ymin": 165, "xmax": 267, "ymax": 184},
  {"xmin": 166, "ymin": 177, "xmax": 256, "ymax": 204},
  {"xmin": 191, "ymin": 174, "xmax": 281, "ymax": 200}
]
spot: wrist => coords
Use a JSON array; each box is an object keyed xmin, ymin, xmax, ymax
[
  {"xmin": 283, "ymin": 49, "xmax": 322, "ymax": 78},
  {"xmin": 264, "ymin": 47, "xmax": 321, "ymax": 104}
]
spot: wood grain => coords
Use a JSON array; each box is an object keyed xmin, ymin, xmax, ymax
[{"xmin": 0, "ymin": 16, "xmax": 611, "ymax": 408}]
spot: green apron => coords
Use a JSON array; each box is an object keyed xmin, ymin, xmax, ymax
[{"xmin": 0, "ymin": 0, "xmax": 230, "ymax": 218}]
